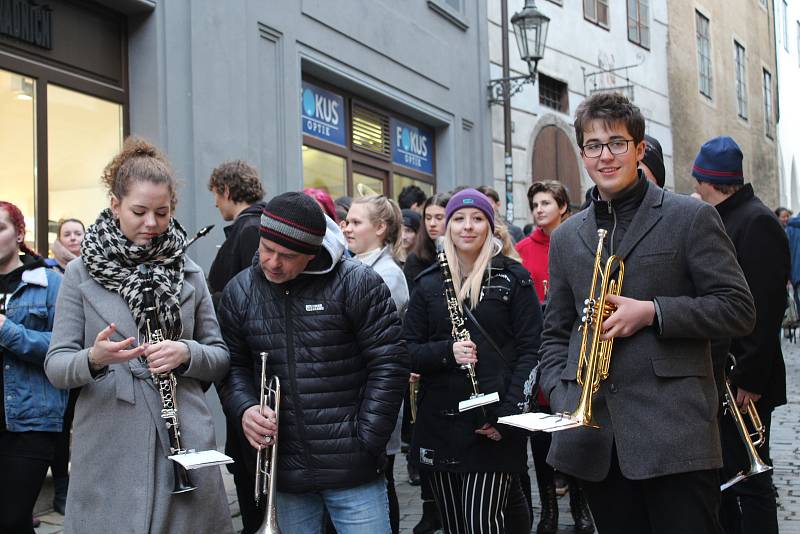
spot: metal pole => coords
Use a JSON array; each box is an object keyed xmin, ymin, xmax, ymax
[{"xmin": 501, "ymin": 0, "xmax": 514, "ymax": 222}]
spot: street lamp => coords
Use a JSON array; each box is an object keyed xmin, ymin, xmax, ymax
[
  {"xmin": 488, "ymin": 0, "xmax": 550, "ymax": 222},
  {"xmin": 511, "ymin": 0, "xmax": 550, "ymax": 77}
]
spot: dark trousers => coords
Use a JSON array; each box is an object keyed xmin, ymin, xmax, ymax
[
  {"xmin": 0, "ymin": 431, "xmax": 56, "ymax": 534},
  {"xmin": 226, "ymin": 421, "xmax": 264, "ymax": 534},
  {"xmin": 51, "ymin": 388, "xmax": 80, "ymax": 478},
  {"xmin": 385, "ymin": 454, "xmax": 399, "ymax": 534},
  {"xmin": 581, "ymin": 446, "xmax": 723, "ymax": 534},
  {"xmin": 719, "ymin": 403, "xmax": 778, "ymax": 534}
]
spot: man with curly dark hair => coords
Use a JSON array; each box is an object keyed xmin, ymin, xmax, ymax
[
  {"xmin": 207, "ymin": 160, "xmax": 266, "ymax": 532},
  {"xmin": 207, "ymin": 160, "xmax": 266, "ymax": 308}
]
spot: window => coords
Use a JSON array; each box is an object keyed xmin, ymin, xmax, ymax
[
  {"xmin": 780, "ymin": 1, "xmax": 789, "ymax": 52},
  {"xmin": 696, "ymin": 11, "xmax": 713, "ymax": 98},
  {"xmin": 734, "ymin": 41, "xmax": 748, "ymax": 120},
  {"xmin": 584, "ymin": 0, "xmax": 609, "ymax": 28},
  {"xmin": 1, "ymin": 69, "xmax": 124, "ymax": 252},
  {"xmin": 763, "ymin": 69, "xmax": 773, "ymax": 138},
  {"xmin": 427, "ymin": 0, "xmax": 468, "ymax": 30},
  {"xmin": 302, "ymin": 146, "xmax": 347, "ymax": 200},
  {"xmin": 627, "ymin": 0, "xmax": 650, "ymax": 48},
  {"xmin": 538, "ymin": 74, "xmax": 569, "ymax": 113},
  {"xmin": 797, "ymin": 21, "xmax": 800, "ymax": 67},
  {"xmin": 1, "ymin": 69, "xmax": 36, "ymax": 246}
]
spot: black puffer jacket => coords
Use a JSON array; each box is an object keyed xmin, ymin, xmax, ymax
[
  {"xmin": 217, "ymin": 220, "xmax": 409, "ymax": 493},
  {"xmin": 404, "ymin": 253, "xmax": 542, "ymax": 473}
]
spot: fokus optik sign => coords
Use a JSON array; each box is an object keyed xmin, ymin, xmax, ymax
[
  {"xmin": 301, "ymin": 82, "xmax": 345, "ymax": 147},
  {"xmin": 391, "ymin": 118, "xmax": 433, "ymax": 175}
]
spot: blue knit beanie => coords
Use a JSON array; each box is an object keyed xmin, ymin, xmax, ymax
[{"xmin": 692, "ymin": 136, "xmax": 744, "ymax": 185}]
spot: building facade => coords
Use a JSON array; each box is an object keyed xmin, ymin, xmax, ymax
[
  {"xmin": 1, "ymin": 0, "xmax": 492, "ymax": 268},
  {"xmin": 488, "ymin": 0, "xmax": 672, "ymax": 225},
  {"xmin": 775, "ymin": 0, "xmax": 799, "ymax": 212},
  {"xmin": 667, "ymin": 0, "xmax": 779, "ymax": 205}
]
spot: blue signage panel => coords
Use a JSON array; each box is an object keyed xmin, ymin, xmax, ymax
[
  {"xmin": 301, "ymin": 82, "xmax": 346, "ymax": 147},
  {"xmin": 390, "ymin": 118, "xmax": 434, "ymax": 175}
]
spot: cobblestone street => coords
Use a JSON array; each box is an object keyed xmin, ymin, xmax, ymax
[{"xmin": 34, "ymin": 338, "xmax": 800, "ymax": 533}]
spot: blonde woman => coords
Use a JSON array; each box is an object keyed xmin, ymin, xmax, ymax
[
  {"xmin": 402, "ymin": 189, "xmax": 541, "ymax": 534},
  {"xmin": 344, "ymin": 194, "xmax": 408, "ymax": 534}
]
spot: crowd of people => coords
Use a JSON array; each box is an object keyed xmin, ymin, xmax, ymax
[{"xmin": 0, "ymin": 91, "xmax": 795, "ymax": 534}]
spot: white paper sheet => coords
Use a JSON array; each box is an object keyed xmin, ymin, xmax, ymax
[
  {"xmin": 168, "ymin": 449, "xmax": 234, "ymax": 470},
  {"xmin": 458, "ymin": 391, "xmax": 500, "ymax": 412},
  {"xmin": 497, "ymin": 412, "xmax": 585, "ymax": 433}
]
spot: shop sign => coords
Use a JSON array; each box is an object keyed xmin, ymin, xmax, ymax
[
  {"xmin": 0, "ymin": 0, "xmax": 53, "ymax": 50},
  {"xmin": 301, "ymin": 82, "xmax": 346, "ymax": 147},
  {"xmin": 391, "ymin": 118, "xmax": 433, "ymax": 175}
]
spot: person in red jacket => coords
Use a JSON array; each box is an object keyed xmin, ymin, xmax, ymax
[
  {"xmin": 516, "ymin": 181, "xmax": 569, "ymax": 304},
  {"xmin": 515, "ymin": 181, "xmax": 593, "ymax": 534}
]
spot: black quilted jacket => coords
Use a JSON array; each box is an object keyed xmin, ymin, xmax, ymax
[{"xmin": 217, "ymin": 224, "xmax": 409, "ymax": 493}]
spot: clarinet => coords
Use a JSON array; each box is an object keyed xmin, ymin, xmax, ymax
[
  {"xmin": 435, "ymin": 242, "xmax": 486, "ymax": 417},
  {"xmin": 137, "ymin": 224, "xmax": 214, "ymax": 495}
]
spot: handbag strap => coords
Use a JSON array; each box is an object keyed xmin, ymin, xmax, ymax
[{"xmin": 462, "ymin": 305, "xmax": 509, "ymax": 365}]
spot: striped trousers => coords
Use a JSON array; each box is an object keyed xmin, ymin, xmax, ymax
[{"xmin": 430, "ymin": 471, "xmax": 513, "ymax": 534}]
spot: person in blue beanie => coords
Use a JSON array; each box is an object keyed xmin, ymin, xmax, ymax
[{"xmin": 693, "ymin": 135, "xmax": 790, "ymax": 534}]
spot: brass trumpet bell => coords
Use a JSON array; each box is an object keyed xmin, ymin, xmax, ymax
[{"xmin": 562, "ymin": 229, "xmax": 624, "ymax": 429}]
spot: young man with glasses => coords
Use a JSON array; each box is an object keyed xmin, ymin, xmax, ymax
[{"xmin": 537, "ymin": 92, "xmax": 756, "ymax": 534}]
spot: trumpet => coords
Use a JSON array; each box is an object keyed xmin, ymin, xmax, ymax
[
  {"xmin": 562, "ymin": 228, "xmax": 624, "ymax": 428},
  {"xmin": 720, "ymin": 356, "xmax": 772, "ymax": 491},
  {"xmin": 254, "ymin": 352, "xmax": 282, "ymax": 534}
]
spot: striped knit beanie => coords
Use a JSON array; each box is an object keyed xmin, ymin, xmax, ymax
[
  {"xmin": 691, "ymin": 136, "xmax": 744, "ymax": 185},
  {"xmin": 260, "ymin": 192, "xmax": 326, "ymax": 255}
]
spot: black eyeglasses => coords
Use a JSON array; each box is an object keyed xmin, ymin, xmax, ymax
[{"xmin": 581, "ymin": 139, "xmax": 634, "ymax": 159}]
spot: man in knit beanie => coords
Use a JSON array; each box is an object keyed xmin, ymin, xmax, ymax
[
  {"xmin": 639, "ymin": 134, "xmax": 666, "ymax": 188},
  {"xmin": 693, "ymin": 136, "xmax": 789, "ymax": 534},
  {"xmin": 218, "ymin": 191, "xmax": 408, "ymax": 533}
]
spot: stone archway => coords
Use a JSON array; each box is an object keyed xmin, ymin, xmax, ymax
[{"xmin": 531, "ymin": 125, "xmax": 583, "ymax": 206}]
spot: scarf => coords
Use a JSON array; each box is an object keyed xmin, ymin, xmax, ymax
[
  {"xmin": 51, "ymin": 238, "xmax": 77, "ymax": 270},
  {"xmin": 81, "ymin": 208, "xmax": 187, "ymax": 341}
]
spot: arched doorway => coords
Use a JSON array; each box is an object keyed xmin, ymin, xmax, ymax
[{"xmin": 532, "ymin": 125, "xmax": 582, "ymax": 206}]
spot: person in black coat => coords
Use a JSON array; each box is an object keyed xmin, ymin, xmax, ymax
[
  {"xmin": 693, "ymin": 136, "xmax": 790, "ymax": 534},
  {"xmin": 207, "ymin": 160, "xmax": 266, "ymax": 309},
  {"xmin": 218, "ymin": 193, "xmax": 408, "ymax": 534},
  {"xmin": 403, "ymin": 189, "xmax": 541, "ymax": 534},
  {"xmin": 206, "ymin": 160, "xmax": 266, "ymax": 532}
]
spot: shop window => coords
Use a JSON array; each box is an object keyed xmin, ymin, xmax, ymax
[
  {"xmin": 0, "ymin": 69, "xmax": 37, "ymax": 246},
  {"xmin": 353, "ymin": 173, "xmax": 385, "ymax": 197},
  {"xmin": 47, "ymin": 85, "xmax": 123, "ymax": 246},
  {"xmin": 302, "ymin": 145, "xmax": 347, "ymax": 200},
  {"xmin": 538, "ymin": 74, "xmax": 569, "ymax": 113},
  {"xmin": 392, "ymin": 174, "xmax": 434, "ymax": 203}
]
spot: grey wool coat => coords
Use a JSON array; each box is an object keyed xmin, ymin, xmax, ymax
[
  {"xmin": 539, "ymin": 184, "xmax": 756, "ymax": 482},
  {"xmin": 45, "ymin": 257, "xmax": 233, "ymax": 534}
]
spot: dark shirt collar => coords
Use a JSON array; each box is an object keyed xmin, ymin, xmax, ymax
[
  {"xmin": 591, "ymin": 172, "xmax": 649, "ymax": 218},
  {"xmin": 714, "ymin": 184, "xmax": 754, "ymax": 217}
]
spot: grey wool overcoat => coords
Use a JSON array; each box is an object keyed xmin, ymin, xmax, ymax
[
  {"xmin": 45, "ymin": 257, "xmax": 233, "ymax": 534},
  {"xmin": 539, "ymin": 184, "xmax": 756, "ymax": 482}
]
